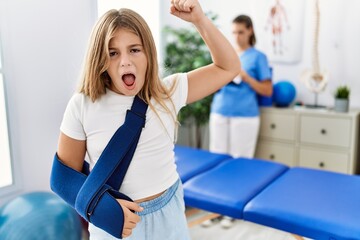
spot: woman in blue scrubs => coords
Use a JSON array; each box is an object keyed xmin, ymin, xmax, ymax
[{"xmin": 207, "ymin": 15, "xmax": 273, "ymax": 228}]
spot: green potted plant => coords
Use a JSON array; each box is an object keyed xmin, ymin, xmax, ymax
[
  {"xmin": 163, "ymin": 13, "xmax": 217, "ymax": 148},
  {"xmin": 334, "ymin": 85, "xmax": 350, "ymax": 112}
]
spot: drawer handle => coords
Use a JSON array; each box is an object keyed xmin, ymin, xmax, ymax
[
  {"xmin": 319, "ymin": 162, "xmax": 325, "ymax": 168},
  {"xmin": 321, "ymin": 129, "xmax": 327, "ymax": 135},
  {"xmin": 270, "ymin": 124, "xmax": 276, "ymax": 129},
  {"xmin": 269, "ymin": 154, "xmax": 275, "ymax": 160}
]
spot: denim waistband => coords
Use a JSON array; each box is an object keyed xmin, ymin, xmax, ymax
[{"xmin": 136, "ymin": 179, "xmax": 180, "ymax": 216}]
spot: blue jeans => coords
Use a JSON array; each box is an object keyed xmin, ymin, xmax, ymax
[{"xmin": 89, "ymin": 179, "xmax": 191, "ymax": 240}]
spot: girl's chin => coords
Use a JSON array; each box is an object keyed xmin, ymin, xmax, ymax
[
  {"xmin": 122, "ymin": 84, "xmax": 142, "ymax": 96},
  {"xmin": 111, "ymin": 82, "xmax": 137, "ymax": 94}
]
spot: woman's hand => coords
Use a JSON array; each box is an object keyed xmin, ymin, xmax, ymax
[
  {"xmin": 239, "ymin": 69, "xmax": 249, "ymax": 83},
  {"xmin": 238, "ymin": 70, "xmax": 273, "ymax": 96},
  {"xmin": 117, "ymin": 199, "xmax": 143, "ymax": 238},
  {"xmin": 170, "ymin": 0, "xmax": 206, "ymax": 25}
]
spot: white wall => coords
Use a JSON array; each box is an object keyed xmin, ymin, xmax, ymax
[
  {"xmin": 160, "ymin": 0, "xmax": 360, "ymax": 108},
  {"xmin": 0, "ymin": 0, "xmax": 97, "ymax": 203}
]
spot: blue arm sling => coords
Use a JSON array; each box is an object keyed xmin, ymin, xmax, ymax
[{"xmin": 50, "ymin": 95, "xmax": 148, "ymax": 239}]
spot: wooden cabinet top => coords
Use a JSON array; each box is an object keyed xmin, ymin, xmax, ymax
[{"xmin": 260, "ymin": 106, "xmax": 360, "ymax": 118}]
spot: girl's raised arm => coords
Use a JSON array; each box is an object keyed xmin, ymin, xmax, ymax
[{"xmin": 170, "ymin": 0, "xmax": 241, "ymax": 104}]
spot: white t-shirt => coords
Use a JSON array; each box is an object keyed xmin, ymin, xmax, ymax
[{"xmin": 60, "ymin": 73, "xmax": 188, "ymax": 200}]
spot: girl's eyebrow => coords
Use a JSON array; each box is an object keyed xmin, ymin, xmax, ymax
[
  {"xmin": 108, "ymin": 44, "xmax": 143, "ymax": 50},
  {"xmin": 128, "ymin": 44, "xmax": 143, "ymax": 48}
]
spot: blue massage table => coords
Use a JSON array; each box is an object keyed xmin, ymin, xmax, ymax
[
  {"xmin": 174, "ymin": 145, "xmax": 231, "ymax": 182},
  {"xmin": 174, "ymin": 145, "xmax": 360, "ymax": 240}
]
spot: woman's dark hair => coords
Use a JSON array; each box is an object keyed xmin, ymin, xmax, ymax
[{"xmin": 233, "ymin": 15, "xmax": 256, "ymax": 46}]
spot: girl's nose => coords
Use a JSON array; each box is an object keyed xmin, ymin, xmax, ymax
[{"xmin": 120, "ymin": 54, "xmax": 132, "ymax": 67}]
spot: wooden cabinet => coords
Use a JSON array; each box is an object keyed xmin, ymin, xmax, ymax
[
  {"xmin": 300, "ymin": 116, "xmax": 351, "ymax": 148},
  {"xmin": 255, "ymin": 107, "xmax": 360, "ymax": 174},
  {"xmin": 259, "ymin": 113, "xmax": 296, "ymax": 141},
  {"xmin": 298, "ymin": 148, "xmax": 349, "ymax": 173},
  {"xmin": 256, "ymin": 141, "xmax": 296, "ymax": 167}
]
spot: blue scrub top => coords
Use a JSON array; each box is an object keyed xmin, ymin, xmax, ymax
[{"xmin": 211, "ymin": 47, "xmax": 271, "ymax": 117}]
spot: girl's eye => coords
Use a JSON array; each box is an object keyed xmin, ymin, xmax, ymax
[
  {"xmin": 130, "ymin": 48, "xmax": 140, "ymax": 53},
  {"xmin": 109, "ymin": 51, "xmax": 117, "ymax": 57}
]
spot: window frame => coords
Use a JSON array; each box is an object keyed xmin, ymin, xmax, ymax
[{"xmin": 0, "ymin": 35, "xmax": 22, "ymax": 199}]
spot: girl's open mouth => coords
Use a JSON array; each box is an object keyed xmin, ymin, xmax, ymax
[{"xmin": 122, "ymin": 73, "xmax": 136, "ymax": 87}]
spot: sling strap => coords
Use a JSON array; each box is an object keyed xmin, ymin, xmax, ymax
[{"xmin": 50, "ymin": 95, "xmax": 148, "ymax": 239}]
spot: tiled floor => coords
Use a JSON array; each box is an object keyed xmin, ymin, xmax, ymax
[
  {"xmin": 189, "ymin": 220, "xmax": 299, "ymax": 240},
  {"xmin": 187, "ymin": 211, "xmax": 312, "ymax": 240}
]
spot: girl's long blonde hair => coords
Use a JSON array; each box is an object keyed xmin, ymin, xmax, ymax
[{"xmin": 79, "ymin": 8, "xmax": 177, "ymax": 125}]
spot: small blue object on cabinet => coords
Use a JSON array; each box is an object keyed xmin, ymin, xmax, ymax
[
  {"xmin": 272, "ymin": 81, "xmax": 296, "ymax": 107},
  {"xmin": 0, "ymin": 191, "xmax": 82, "ymax": 240}
]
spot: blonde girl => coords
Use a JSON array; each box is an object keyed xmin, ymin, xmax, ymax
[{"xmin": 55, "ymin": 0, "xmax": 240, "ymax": 239}]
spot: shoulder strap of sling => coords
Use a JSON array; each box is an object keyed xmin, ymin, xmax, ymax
[
  {"xmin": 51, "ymin": 95, "xmax": 148, "ymax": 238},
  {"xmin": 75, "ymin": 95, "xmax": 148, "ymax": 221}
]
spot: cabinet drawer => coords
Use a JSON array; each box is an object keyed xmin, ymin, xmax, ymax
[
  {"xmin": 300, "ymin": 116, "xmax": 351, "ymax": 148},
  {"xmin": 260, "ymin": 113, "xmax": 296, "ymax": 141},
  {"xmin": 299, "ymin": 148, "xmax": 348, "ymax": 174},
  {"xmin": 255, "ymin": 141, "xmax": 296, "ymax": 167}
]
